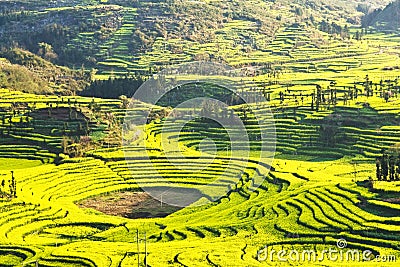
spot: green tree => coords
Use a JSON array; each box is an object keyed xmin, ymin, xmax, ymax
[
  {"xmin": 355, "ymin": 31, "xmax": 361, "ymax": 41},
  {"xmin": 376, "ymin": 158, "xmax": 382, "ymax": 181},
  {"xmin": 389, "ymin": 155, "xmax": 396, "ymax": 181},
  {"xmin": 315, "ymin": 85, "xmax": 322, "ymax": 111},
  {"xmin": 364, "ymin": 75, "xmax": 372, "ymax": 97},
  {"xmin": 381, "ymin": 153, "xmax": 389, "ymax": 181},
  {"xmin": 9, "ymin": 171, "xmax": 16, "ymax": 198}
]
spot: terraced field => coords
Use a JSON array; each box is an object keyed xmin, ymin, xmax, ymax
[
  {"xmin": 1, "ymin": 149, "xmax": 400, "ymax": 266},
  {"xmin": 1, "ymin": 81, "xmax": 400, "ymax": 265},
  {"xmin": 1, "ymin": 0, "xmax": 400, "ymax": 264}
]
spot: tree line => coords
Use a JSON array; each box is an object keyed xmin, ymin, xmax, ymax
[{"xmin": 80, "ymin": 76, "xmax": 144, "ymax": 99}]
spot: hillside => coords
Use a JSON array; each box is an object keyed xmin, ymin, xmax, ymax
[
  {"xmin": 0, "ymin": 49, "xmax": 89, "ymax": 94},
  {"xmin": 0, "ymin": 0, "xmax": 393, "ymax": 76},
  {"xmin": 362, "ymin": 0, "xmax": 400, "ymax": 31},
  {"xmin": 0, "ymin": 58, "xmax": 50, "ymax": 94}
]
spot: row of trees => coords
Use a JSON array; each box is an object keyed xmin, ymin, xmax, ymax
[{"xmin": 307, "ymin": 76, "xmax": 398, "ymax": 111}]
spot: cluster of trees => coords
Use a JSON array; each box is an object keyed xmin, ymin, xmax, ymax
[
  {"xmin": 317, "ymin": 21, "xmax": 371, "ymax": 41},
  {"xmin": 146, "ymin": 107, "xmax": 172, "ymax": 124},
  {"xmin": 311, "ymin": 84, "xmax": 340, "ymax": 111},
  {"xmin": 61, "ymin": 135, "xmax": 94, "ymax": 158},
  {"xmin": 319, "ymin": 20, "xmax": 350, "ymax": 38},
  {"xmin": 80, "ymin": 76, "xmax": 144, "ymax": 99},
  {"xmin": 354, "ymin": 28, "xmax": 368, "ymax": 41},
  {"xmin": 0, "ymin": 171, "xmax": 16, "ymax": 199},
  {"xmin": 376, "ymin": 149, "xmax": 400, "ymax": 181}
]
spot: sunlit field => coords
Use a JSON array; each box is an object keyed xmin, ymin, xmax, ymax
[{"xmin": 1, "ymin": 0, "xmax": 400, "ymax": 266}]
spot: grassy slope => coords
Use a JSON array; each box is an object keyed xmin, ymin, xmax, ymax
[{"xmin": 0, "ymin": 49, "xmax": 88, "ymax": 94}]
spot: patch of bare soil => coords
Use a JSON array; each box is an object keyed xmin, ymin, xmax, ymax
[
  {"xmin": 31, "ymin": 107, "xmax": 89, "ymax": 121},
  {"xmin": 78, "ymin": 191, "xmax": 183, "ymax": 219}
]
